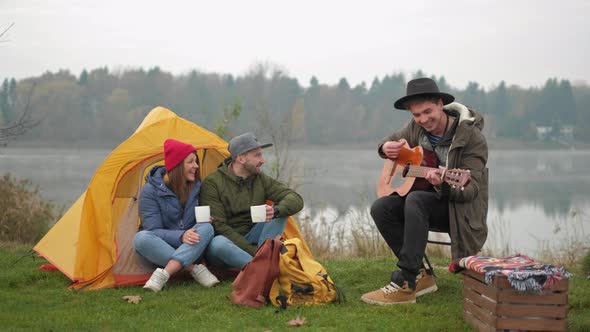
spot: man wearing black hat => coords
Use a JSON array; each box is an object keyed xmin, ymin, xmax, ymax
[
  {"xmin": 362, "ymin": 78, "xmax": 489, "ymax": 305},
  {"xmin": 200, "ymin": 132, "xmax": 304, "ymax": 269}
]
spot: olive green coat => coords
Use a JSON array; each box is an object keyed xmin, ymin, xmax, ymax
[
  {"xmin": 378, "ymin": 102, "xmax": 489, "ymax": 259},
  {"xmin": 200, "ymin": 159, "xmax": 304, "ymax": 255}
]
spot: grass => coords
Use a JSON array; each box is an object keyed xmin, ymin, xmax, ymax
[{"xmin": 2, "ymin": 242, "xmax": 589, "ymax": 331}]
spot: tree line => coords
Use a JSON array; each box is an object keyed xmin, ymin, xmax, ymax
[{"xmin": 1, "ymin": 65, "xmax": 589, "ymax": 146}]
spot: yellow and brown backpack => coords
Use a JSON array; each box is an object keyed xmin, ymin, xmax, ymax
[{"xmin": 269, "ymin": 238, "xmax": 344, "ymax": 308}]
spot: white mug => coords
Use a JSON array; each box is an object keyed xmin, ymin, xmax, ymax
[
  {"xmin": 250, "ymin": 205, "xmax": 267, "ymax": 223},
  {"xmin": 195, "ymin": 206, "xmax": 210, "ymax": 223}
]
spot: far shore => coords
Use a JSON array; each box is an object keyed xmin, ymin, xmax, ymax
[{"xmin": 2, "ymin": 138, "xmax": 590, "ymax": 151}]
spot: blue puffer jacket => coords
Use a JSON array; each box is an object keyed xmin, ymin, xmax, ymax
[{"xmin": 138, "ymin": 165, "xmax": 201, "ymax": 248}]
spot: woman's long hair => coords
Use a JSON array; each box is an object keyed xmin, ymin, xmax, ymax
[{"xmin": 164, "ymin": 152, "xmax": 200, "ymax": 207}]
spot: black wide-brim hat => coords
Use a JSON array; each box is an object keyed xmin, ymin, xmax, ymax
[{"xmin": 394, "ymin": 78, "xmax": 455, "ymax": 110}]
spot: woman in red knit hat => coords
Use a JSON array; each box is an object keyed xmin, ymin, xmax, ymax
[{"xmin": 133, "ymin": 138, "xmax": 219, "ymax": 292}]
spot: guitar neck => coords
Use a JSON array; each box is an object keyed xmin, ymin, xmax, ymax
[
  {"xmin": 404, "ymin": 165, "xmax": 437, "ymax": 178},
  {"xmin": 404, "ymin": 164, "xmax": 470, "ymax": 189}
]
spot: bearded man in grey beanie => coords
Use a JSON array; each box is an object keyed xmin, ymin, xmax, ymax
[{"xmin": 200, "ymin": 132, "xmax": 304, "ymax": 270}]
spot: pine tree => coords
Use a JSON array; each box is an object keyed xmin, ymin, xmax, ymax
[{"xmin": 0, "ymin": 79, "xmax": 10, "ymax": 122}]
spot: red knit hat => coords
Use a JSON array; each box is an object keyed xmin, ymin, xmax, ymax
[{"xmin": 163, "ymin": 139, "xmax": 197, "ymax": 172}]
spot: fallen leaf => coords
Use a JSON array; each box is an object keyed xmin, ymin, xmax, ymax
[
  {"xmin": 287, "ymin": 315, "xmax": 306, "ymax": 327},
  {"xmin": 122, "ymin": 295, "xmax": 142, "ymax": 304}
]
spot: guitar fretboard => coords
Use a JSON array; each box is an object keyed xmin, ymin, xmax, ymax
[
  {"xmin": 402, "ymin": 164, "xmax": 470, "ymax": 189},
  {"xmin": 404, "ymin": 165, "xmax": 436, "ymax": 178}
]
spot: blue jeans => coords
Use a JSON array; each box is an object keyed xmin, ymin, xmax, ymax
[
  {"xmin": 133, "ymin": 223, "xmax": 214, "ymax": 268},
  {"xmin": 206, "ymin": 217, "xmax": 287, "ymax": 269}
]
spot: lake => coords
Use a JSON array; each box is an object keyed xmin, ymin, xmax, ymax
[{"xmin": 1, "ymin": 146, "xmax": 589, "ymax": 257}]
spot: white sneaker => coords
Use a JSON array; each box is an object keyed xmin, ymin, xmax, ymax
[
  {"xmin": 190, "ymin": 264, "xmax": 220, "ymax": 288},
  {"xmin": 143, "ymin": 268, "xmax": 170, "ymax": 292}
]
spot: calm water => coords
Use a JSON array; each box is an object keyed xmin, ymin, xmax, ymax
[{"xmin": 1, "ymin": 147, "xmax": 589, "ymax": 256}]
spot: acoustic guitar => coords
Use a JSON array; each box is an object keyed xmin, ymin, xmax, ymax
[{"xmin": 376, "ymin": 141, "xmax": 471, "ymax": 197}]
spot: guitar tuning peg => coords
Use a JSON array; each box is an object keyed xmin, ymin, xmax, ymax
[{"xmin": 460, "ymin": 186, "xmax": 465, "ymax": 191}]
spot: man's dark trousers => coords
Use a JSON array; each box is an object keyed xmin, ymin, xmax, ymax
[{"xmin": 370, "ymin": 190, "xmax": 449, "ymax": 278}]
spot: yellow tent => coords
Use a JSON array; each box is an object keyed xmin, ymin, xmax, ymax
[{"xmin": 34, "ymin": 107, "xmax": 307, "ymax": 290}]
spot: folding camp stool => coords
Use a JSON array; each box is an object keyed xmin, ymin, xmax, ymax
[{"xmin": 423, "ymin": 228, "xmax": 451, "ymax": 278}]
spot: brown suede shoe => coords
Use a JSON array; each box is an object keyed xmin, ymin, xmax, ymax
[
  {"xmin": 415, "ymin": 269, "xmax": 438, "ymax": 297},
  {"xmin": 361, "ymin": 281, "xmax": 416, "ymax": 305}
]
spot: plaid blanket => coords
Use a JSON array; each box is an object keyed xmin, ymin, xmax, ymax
[{"xmin": 459, "ymin": 254, "xmax": 571, "ymax": 293}]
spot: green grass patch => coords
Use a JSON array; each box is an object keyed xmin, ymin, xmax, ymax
[{"xmin": 2, "ymin": 243, "xmax": 589, "ymax": 331}]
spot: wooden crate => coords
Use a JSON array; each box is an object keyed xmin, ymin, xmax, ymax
[{"xmin": 463, "ymin": 269, "xmax": 568, "ymax": 331}]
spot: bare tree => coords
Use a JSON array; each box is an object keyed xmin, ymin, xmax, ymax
[
  {"xmin": 258, "ymin": 100, "xmax": 303, "ymax": 189},
  {"xmin": 244, "ymin": 62, "xmax": 304, "ymax": 188},
  {"xmin": 0, "ymin": 83, "xmax": 39, "ymax": 144},
  {"xmin": 0, "ymin": 23, "xmax": 14, "ymax": 41},
  {"xmin": 0, "ymin": 23, "xmax": 40, "ymax": 145},
  {"xmin": 214, "ymin": 99, "xmax": 242, "ymax": 140}
]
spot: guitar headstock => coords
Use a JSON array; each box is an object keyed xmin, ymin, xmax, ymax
[{"xmin": 443, "ymin": 168, "xmax": 471, "ymax": 190}]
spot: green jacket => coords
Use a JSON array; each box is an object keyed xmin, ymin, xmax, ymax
[
  {"xmin": 200, "ymin": 159, "xmax": 304, "ymax": 255},
  {"xmin": 378, "ymin": 102, "xmax": 489, "ymax": 259}
]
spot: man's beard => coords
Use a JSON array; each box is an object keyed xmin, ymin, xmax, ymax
[{"xmin": 243, "ymin": 161, "xmax": 261, "ymax": 176}]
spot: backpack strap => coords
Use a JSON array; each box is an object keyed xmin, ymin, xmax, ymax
[
  {"xmin": 270, "ymin": 272, "xmax": 289, "ymax": 310},
  {"xmin": 291, "ymin": 283, "xmax": 313, "ymax": 294},
  {"xmin": 276, "ymin": 294, "xmax": 288, "ymax": 310},
  {"xmin": 318, "ymin": 272, "xmax": 346, "ymax": 304}
]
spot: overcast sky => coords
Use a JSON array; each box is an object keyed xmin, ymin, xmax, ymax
[{"xmin": 1, "ymin": 0, "xmax": 589, "ymax": 90}]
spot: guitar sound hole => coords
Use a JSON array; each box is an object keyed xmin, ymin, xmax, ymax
[{"xmin": 402, "ymin": 163, "xmax": 411, "ymax": 178}]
